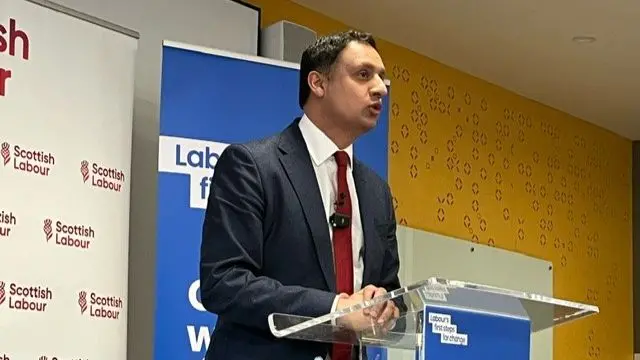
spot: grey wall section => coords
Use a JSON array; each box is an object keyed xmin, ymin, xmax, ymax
[
  {"xmin": 47, "ymin": 0, "xmax": 260, "ymax": 359},
  {"xmin": 633, "ymin": 141, "xmax": 639, "ymax": 353}
]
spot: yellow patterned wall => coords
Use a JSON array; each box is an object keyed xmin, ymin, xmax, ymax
[{"xmin": 245, "ymin": 1, "xmax": 634, "ymax": 358}]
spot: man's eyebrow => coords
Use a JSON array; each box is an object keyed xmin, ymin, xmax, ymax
[{"xmin": 353, "ymin": 62, "xmax": 386, "ymax": 77}]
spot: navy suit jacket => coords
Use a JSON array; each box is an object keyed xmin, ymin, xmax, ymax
[{"xmin": 200, "ymin": 119, "xmax": 402, "ymax": 360}]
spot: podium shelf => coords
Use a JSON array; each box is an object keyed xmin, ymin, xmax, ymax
[{"xmin": 268, "ymin": 277, "xmax": 599, "ymax": 349}]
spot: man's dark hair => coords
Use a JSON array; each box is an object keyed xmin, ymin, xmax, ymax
[{"xmin": 298, "ymin": 30, "xmax": 377, "ymax": 109}]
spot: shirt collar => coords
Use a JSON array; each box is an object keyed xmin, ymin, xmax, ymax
[{"xmin": 298, "ymin": 113, "xmax": 353, "ymax": 167}]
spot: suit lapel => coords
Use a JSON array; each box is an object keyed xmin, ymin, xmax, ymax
[
  {"xmin": 353, "ymin": 161, "xmax": 382, "ymax": 288},
  {"xmin": 277, "ymin": 120, "xmax": 336, "ymax": 292}
]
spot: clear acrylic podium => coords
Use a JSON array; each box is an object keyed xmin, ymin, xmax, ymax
[{"xmin": 268, "ymin": 277, "xmax": 599, "ymax": 359}]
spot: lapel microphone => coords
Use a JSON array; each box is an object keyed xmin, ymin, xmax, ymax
[
  {"xmin": 330, "ymin": 212, "xmax": 350, "ymax": 229},
  {"xmin": 331, "ymin": 192, "xmax": 350, "ymax": 228}
]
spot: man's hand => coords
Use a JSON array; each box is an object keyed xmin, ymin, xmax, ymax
[
  {"xmin": 335, "ymin": 292, "xmax": 371, "ymax": 331},
  {"xmin": 360, "ymin": 285, "xmax": 399, "ymax": 329},
  {"xmin": 334, "ymin": 285, "xmax": 399, "ymax": 332}
]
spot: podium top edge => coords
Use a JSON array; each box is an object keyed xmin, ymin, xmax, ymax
[
  {"xmin": 414, "ymin": 278, "xmax": 600, "ymax": 311},
  {"xmin": 26, "ymin": 0, "xmax": 140, "ymax": 39}
]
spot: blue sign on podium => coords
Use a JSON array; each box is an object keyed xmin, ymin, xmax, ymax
[{"xmin": 422, "ymin": 305, "xmax": 531, "ymax": 359}]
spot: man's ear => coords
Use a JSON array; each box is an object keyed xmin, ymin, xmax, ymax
[{"xmin": 307, "ymin": 70, "xmax": 326, "ymax": 98}]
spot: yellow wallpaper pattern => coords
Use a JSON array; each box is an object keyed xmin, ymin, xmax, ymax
[{"xmin": 245, "ymin": 1, "xmax": 634, "ymax": 358}]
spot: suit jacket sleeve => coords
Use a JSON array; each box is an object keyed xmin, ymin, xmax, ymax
[
  {"xmin": 380, "ymin": 183, "xmax": 410, "ymax": 335},
  {"xmin": 379, "ymin": 183, "xmax": 402, "ymax": 297},
  {"xmin": 200, "ymin": 144, "xmax": 336, "ymax": 331}
]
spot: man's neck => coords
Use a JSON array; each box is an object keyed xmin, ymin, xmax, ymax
[{"xmin": 303, "ymin": 108, "xmax": 356, "ymax": 150}]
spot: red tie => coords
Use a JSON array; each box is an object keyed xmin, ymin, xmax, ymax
[{"xmin": 332, "ymin": 150, "xmax": 354, "ymax": 360}]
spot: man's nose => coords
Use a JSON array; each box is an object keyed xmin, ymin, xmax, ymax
[{"xmin": 371, "ymin": 76, "xmax": 388, "ymax": 98}]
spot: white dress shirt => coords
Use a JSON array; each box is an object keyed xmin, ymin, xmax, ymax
[
  {"xmin": 299, "ymin": 114, "xmax": 367, "ymax": 360},
  {"xmin": 298, "ymin": 114, "xmax": 364, "ymax": 299}
]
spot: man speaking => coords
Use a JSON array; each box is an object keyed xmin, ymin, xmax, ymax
[{"xmin": 200, "ymin": 29, "xmax": 401, "ymax": 360}]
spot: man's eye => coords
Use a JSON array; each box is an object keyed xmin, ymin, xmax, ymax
[{"xmin": 358, "ymin": 70, "xmax": 370, "ymax": 78}]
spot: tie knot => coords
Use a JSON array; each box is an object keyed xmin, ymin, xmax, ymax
[{"xmin": 334, "ymin": 151, "xmax": 350, "ymax": 167}]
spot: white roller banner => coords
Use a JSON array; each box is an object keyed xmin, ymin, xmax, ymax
[{"xmin": 0, "ymin": 0, "xmax": 138, "ymax": 358}]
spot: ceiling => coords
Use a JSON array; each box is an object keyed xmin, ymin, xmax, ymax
[{"xmin": 290, "ymin": 0, "xmax": 640, "ymax": 140}]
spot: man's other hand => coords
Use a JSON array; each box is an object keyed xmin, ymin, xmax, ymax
[
  {"xmin": 335, "ymin": 285, "xmax": 399, "ymax": 332},
  {"xmin": 360, "ymin": 285, "xmax": 399, "ymax": 327}
]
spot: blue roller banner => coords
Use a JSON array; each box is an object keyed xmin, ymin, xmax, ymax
[
  {"xmin": 155, "ymin": 41, "xmax": 391, "ymax": 360},
  {"xmin": 422, "ymin": 305, "xmax": 531, "ymax": 360}
]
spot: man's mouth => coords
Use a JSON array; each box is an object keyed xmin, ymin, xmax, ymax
[{"xmin": 369, "ymin": 103, "xmax": 382, "ymax": 112}]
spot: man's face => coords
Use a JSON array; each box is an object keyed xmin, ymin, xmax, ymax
[{"xmin": 322, "ymin": 41, "xmax": 388, "ymax": 133}]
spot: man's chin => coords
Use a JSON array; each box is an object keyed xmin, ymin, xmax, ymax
[{"xmin": 360, "ymin": 115, "xmax": 379, "ymax": 130}]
